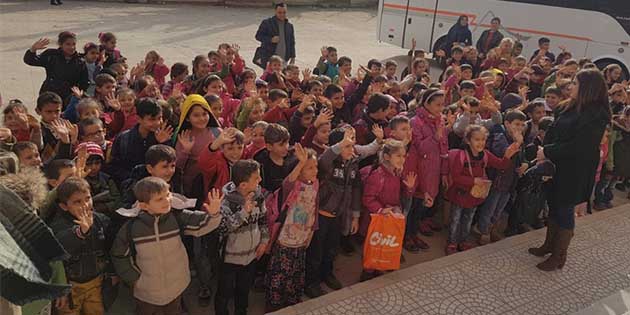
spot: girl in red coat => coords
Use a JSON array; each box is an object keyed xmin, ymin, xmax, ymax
[
  {"xmin": 445, "ymin": 124, "xmax": 520, "ymax": 255},
  {"xmin": 360, "ymin": 139, "xmax": 416, "ymax": 281}
]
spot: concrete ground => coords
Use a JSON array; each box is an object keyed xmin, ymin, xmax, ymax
[
  {"xmin": 272, "ymin": 203, "xmax": 630, "ymax": 315},
  {"xmin": 0, "ymin": 0, "xmax": 407, "ymax": 110}
]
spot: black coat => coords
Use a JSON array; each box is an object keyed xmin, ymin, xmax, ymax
[
  {"xmin": 445, "ymin": 24, "xmax": 472, "ymax": 54},
  {"xmin": 476, "ymin": 30, "xmax": 504, "ymax": 55},
  {"xmin": 543, "ymin": 105, "xmax": 610, "ymax": 212},
  {"xmin": 23, "ymin": 48, "xmax": 89, "ymax": 104},
  {"xmin": 254, "ymin": 16, "xmax": 296, "ymax": 68}
]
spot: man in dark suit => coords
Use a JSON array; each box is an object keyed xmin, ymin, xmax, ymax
[{"xmin": 254, "ymin": 2, "xmax": 296, "ymax": 69}]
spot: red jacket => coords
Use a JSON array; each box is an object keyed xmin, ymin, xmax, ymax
[
  {"xmin": 360, "ymin": 165, "xmax": 413, "ymax": 236},
  {"xmin": 197, "ymin": 148, "xmax": 232, "ymax": 196},
  {"xmin": 220, "ymin": 92, "xmax": 241, "ymax": 128},
  {"xmin": 410, "ymin": 107, "xmax": 449, "ymax": 199},
  {"xmin": 263, "ymin": 106, "xmax": 298, "ymax": 128},
  {"xmin": 446, "ymin": 148, "xmax": 511, "ymax": 208}
]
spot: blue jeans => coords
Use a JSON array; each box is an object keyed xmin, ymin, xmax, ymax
[
  {"xmin": 448, "ymin": 205, "xmax": 477, "ymax": 244},
  {"xmin": 477, "ymin": 190, "xmax": 511, "ymax": 234}
]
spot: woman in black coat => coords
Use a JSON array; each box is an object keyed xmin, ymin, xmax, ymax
[
  {"xmin": 529, "ymin": 69, "xmax": 611, "ymax": 271},
  {"xmin": 445, "ymin": 15, "xmax": 473, "ymax": 56},
  {"xmin": 23, "ymin": 31, "xmax": 89, "ymax": 106}
]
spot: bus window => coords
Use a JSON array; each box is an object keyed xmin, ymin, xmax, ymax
[{"xmin": 503, "ymin": 0, "xmax": 630, "ymax": 35}]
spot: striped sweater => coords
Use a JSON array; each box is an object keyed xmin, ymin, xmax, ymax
[{"xmin": 219, "ymin": 182, "xmax": 269, "ymax": 266}]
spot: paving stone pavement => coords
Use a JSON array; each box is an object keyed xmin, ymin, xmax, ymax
[{"xmin": 271, "ymin": 204, "xmax": 630, "ymax": 315}]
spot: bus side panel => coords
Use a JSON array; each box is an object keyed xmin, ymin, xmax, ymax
[
  {"xmin": 402, "ymin": 0, "xmax": 438, "ymax": 51},
  {"xmin": 378, "ymin": 0, "xmax": 409, "ymax": 47},
  {"xmin": 425, "ymin": 0, "xmax": 592, "ymax": 61}
]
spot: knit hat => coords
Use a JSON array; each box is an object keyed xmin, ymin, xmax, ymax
[
  {"xmin": 500, "ymin": 93, "xmax": 523, "ymax": 112},
  {"xmin": 75, "ymin": 141, "xmax": 104, "ymax": 159},
  {"xmin": 171, "ymin": 94, "xmax": 220, "ymax": 143}
]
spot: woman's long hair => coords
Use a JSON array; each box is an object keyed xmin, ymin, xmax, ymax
[{"xmin": 561, "ymin": 69, "xmax": 610, "ymax": 116}]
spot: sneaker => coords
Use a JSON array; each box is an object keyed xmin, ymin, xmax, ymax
[
  {"xmin": 458, "ymin": 241, "xmax": 476, "ymax": 251},
  {"xmin": 605, "ymin": 201, "xmax": 614, "ymax": 209},
  {"xmin": 304, "ymin": 284, "xmax": 325, "ymax": 298},
  {"xmin": 414, "ymin": 236, "xmax": 430, "ymax": 250},
  {"xmin": 593, "ymin": 203, "xmax": 608, "ymax": 211},
  {"xmin": 324, "ymin": 274, "xmax": 342, "ymax": 290},
  {"xmin": 425, "ymin": 218, "xmax": 443, "ymax": 231},
  {"xmin": 445, "ymin": 243, "xmax": 458, "ymax": 255},
  {"xmin": 404, "ymin": 237, "xmax": 420, "ymax": 253},
  {"xmin": 419, "ymin": 221, "xmax": 434, "ymax": 236},
  {"xmin": 615, "ymin": 183, "xmax": 626, "ymax": 192}
]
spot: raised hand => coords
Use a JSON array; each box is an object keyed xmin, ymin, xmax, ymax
[
  {"xmin": 342, "ymin": 127, "xmax": 356, "ymax": 146},
  {"xmin": 155, "ymin": 122, "xmax": 174, "ymax": 144},
  {"xmin": 218, "ymin": 128, "xmax": 237, "ymax": 146},
  {"xmin": 231, "ymin": 43, "xmax": 241, "ymax": 56},
  {"xmin": 411, "ymin": 38, "xmax": 417, "ymax": 51},
  {"xmin": 403, "ymin": 172, "xmax": 417, "ymax": 189},
  {"xmin": 203, "ymin": 188, "xmax": 224, "ymax": 215},
  {"xmin": 66, "ymin": 120, "xmax": 78, "ymax": 144},
  {"xmin": 371, "ymin": 124, "xmax": 384, "ymax": 141},
  {"xmin": 178, "ymin": 129, "xmax": 195, "ymax": 152},
  {"xmin": 105, "ymin": 93, "xmax": 121, "ymax": 111},
  {"xmin": 243, "ymin": 127, "xmax": 253, "ymax": 145},
  {"xmin": 294, "ymin": 143, "xmax": 308, "ymax": 163},
  {"xmin": 314, "ymin": 109, "xmax": 334, "ymax": 127},
  {"xmin": 301, "ymin": 68, "xmax": 312, "ymax": 81},
  {"xmin": 73, "ymin": 206, "xmax": 94, "ymax": 235},
  {"xmin": 299, "ymin": 94, "xmax": 315, "ymax": 112},
  {"xmin": 320, "ymin": 46, "xmax": 329, "ymax": 58},
  {"xmin": 30, "ymin": 38, "xmax": 50, "ymax": 52},
  {"xmin": 0, "ymin": 128, "xmax": 12, "ymax": 141},
  {"xmin": 75, "ymin": 145, "xmax": 88, "ymax": 178},
  {"xmin": 50, "ymin": 119, "xmax": 70, "ymax": 143},
  {"xmin": 71, "ymin": 86, "xmax": 84, "ymax": 99},
  {"xmin": 12, "ymin": 107, "xmax": 30, "ymax": 130}
]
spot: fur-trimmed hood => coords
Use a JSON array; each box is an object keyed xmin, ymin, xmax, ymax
[{"xmin": 0, "ymin": 167, "xmax": 49, "ymax": 210}]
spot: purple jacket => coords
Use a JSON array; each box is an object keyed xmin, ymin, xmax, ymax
[{"xmin": 410, "ymin": 107, "xmax": 449, "ymax": 199}]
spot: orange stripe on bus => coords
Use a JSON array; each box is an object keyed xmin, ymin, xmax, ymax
[{"xmin": 383, "ymin": 2, "xmax": 592, "ymax": 42}]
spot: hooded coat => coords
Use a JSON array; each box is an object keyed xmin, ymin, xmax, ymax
[{"xmin": 173, "ymin": 95, "xmax": 222, "ymax": 198}]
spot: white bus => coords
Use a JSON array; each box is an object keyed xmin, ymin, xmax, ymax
[{"xmin": 377, "ymin": 0, "xmax": 630, "ymax": 78}]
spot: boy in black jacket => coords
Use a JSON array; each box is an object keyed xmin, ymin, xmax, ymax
[
  {"xmin": 108, "ymin": 98, "xmax": 173, "ymax": 186},
  {"xmin": 49, "ymin": 177, "xmax": 110, "ymax": 315}
]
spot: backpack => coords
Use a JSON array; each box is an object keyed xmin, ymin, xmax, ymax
[
  {"xmin": 447, "ymin": 148, "xmax": 489, "ymax": 189},
  {"xmin": 264, "ymin": 180, "xmax": 319, "ymax": 253}
]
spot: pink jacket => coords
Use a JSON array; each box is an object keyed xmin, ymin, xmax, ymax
[
  {"xmin": 360, "ymin": 165, "xmax": 412, "ymax": 236},
  {"xmin": 410, "ymin": 107, "xmax": 449, "ymax": 199},
  {"xmin": 220, "ymin": 92, "xmax": 241, "ymax": 128}
]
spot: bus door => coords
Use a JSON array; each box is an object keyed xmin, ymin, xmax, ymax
[
  {"xmin": 401, "ymin": 0, "xmax": 439, "ymax": 51},
  {"xmin": 378, "ymin": 0, "xmax": 438, "ymax": 50}
]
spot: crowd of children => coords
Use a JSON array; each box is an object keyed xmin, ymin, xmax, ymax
[{"xmin": 2, "ymin": 16, "xmax": 630, "ymax": 315}]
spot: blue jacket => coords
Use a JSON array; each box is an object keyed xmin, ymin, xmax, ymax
[{"xmin": 487, "ymin": 124, "xmax": 522, "ymax": 192}]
